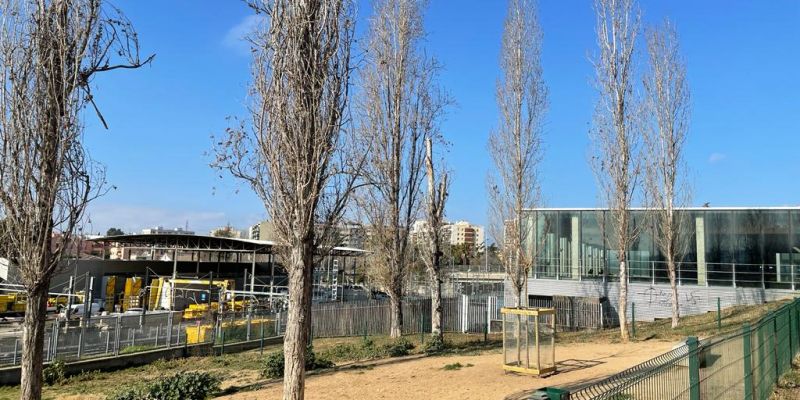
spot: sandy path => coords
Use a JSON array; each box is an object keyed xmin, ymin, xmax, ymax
[{"xmin": 222, "ymin": 340, "xmax": 679, "ymax": 400}]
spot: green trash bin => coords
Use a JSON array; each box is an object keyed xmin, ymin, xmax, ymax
[{"xmin": 529, "ymin": 387, "xmax": 570, "ymax": 400}]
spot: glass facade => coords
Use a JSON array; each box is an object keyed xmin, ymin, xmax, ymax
[{"xmin": 525, "ymin": 208, "xmax": 800, "ymax": 290}]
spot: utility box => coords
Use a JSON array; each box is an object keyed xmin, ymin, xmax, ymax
[
  {"xmin": 501, "ymin": 307, "xmax": 556, "ymax": 376},
  {"xmin": 529, "ymin": 387, "xmax": 570, "ymax": 400}
]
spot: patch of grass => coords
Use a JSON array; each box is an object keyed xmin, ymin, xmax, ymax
[
  {"xmin": 442, "ymin": 362, "xmax": 473, "ymax": 371},
  {"xmin": 558, "ymin": 298, "xmax": 793, "ymax": 344},
  {"xmin": 771, "ymin": 355, "xmax": 800, "ymax": 400}
]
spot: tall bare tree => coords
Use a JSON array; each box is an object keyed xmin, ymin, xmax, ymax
[
  {"xmin": 419, "ymin": 137, "xmax": 448, "ymax": 340},
  {"xmin": 358, "ymin": 0, "xmax": 447, "ymax": 338},
  {"xmin": 589, "ymin": 0, "xmax": 641, "ymax": 342},
  {"xmin": 0, "ymin": 1, "xmax": 151, "ymax": 398},
  {"xmin": 488, "ymin": 0, "xmax": 547, "ymax": 308},
  {"xmin": 211, "ymin": 1, "xmax": 356, "ymax": 398},
  {"xmin": 643, "ymin": 20, "xmax": 691, "ymax": 329}
]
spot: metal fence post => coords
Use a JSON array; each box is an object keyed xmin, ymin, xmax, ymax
[
  {"xmin": 743, "ymin": 324, "xmax": 753, "ymax": 400},
  {"xmin": 260, "ymin": 320, "xmax": 265, "ymax": 355},
  {"xmin": 155, "ymin": 324, "xmax": 160, "ymax": 347},
  {"xmin": 717, "ymin": 297, "xmax": 722, "ymax": 333},
  {"xmin": 246, "ymin": 313, "xmax": 252, "ymax": 341},
  {"xmin": 166, "ymin": 312, "xmax": 173, "ymax": 349},
  {"xmin": 12, "ymin": 339, "xmax": 18, "ymax": 365},
  {"xmin": 77, "ymin": 325, "xmax": 84, "ymax": 359},
  {"xmin": 114, "ymin": 316, "xmax": 121, "ymax": 356},
  {"xmin": 105, "ymin": 331, "xmax": 110, "ymax": 354},
  {"xmin": 761, "ymin": 264, "xmax": 766, "ymax": 290},
  {"xmin": 631, "ymin": 302, "xmax": 636, "ymax": 339},
  {"xmin": 52, "ymin": 321, "xmax": 59, "ymax": 360},
  {"xmin": 687, "ymin": 336, "xmax": 700, "ymax": 400},
  {"xmin": 733, "ymin": 264, "xmax": 737, "ymax": 288}
]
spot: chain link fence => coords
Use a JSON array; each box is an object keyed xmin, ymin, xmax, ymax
[{"xmin": 565, "ymin": 298, "xmax": 800, "ymax": 400}]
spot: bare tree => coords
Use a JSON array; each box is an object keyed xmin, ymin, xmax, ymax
[
  {"xmin": 643, "ymin": 20, "xmax": 691, "ymax": 329},
  {"xmin": 589, "ymin": 0, "xmax": 641, "ymax": 342},
  {"xmin": 488, "ymin": 0, "xmax": 547, "ymax": 308},
  {"xmin": 0, "ymin": 2, "xmax": 151, "ymax": 398},
  {"xmin": 357, "ymin": 0, "xmax": 447, "ymax": 338},
  {"xmin": 211, "ymin": 1, "xmax": 356, "ymax": 399},
  {"xmin": 419, "ymin": 137, "xmax": 448, "ymax": 340}
]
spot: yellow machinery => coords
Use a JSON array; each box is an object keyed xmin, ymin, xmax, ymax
[
  {"xmin": 122, "ymin": 277, "xmax": 142, "ymax": 311},
  {"xmin": 184, "ymin": 316, "xmax": 273, "ymax": 344},
  {"xmin": 105, "ymin": 276, "xmax": 116, "ymax": 311},
  {"xmin": 147, "ymin": 277, "xmax": 235, "ymax": 314}
]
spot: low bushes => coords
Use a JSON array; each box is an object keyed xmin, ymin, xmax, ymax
[
  {"xmin": 263, "ymin": 344, "xmax": 334, "ymax": 379},
  {"xmin": 107, "ymin": 371, "xmax": 220, "ymax": 400},
  {"xmin": 319, "ymin": 336, "xmax": 417, "ymax": 362},
  {"xmin": 43, "ymin": 359, "xmax": 66, "ymax": 386}
]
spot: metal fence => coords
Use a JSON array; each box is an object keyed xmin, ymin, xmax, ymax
[
  {"xmin": 289, "ymin": 295, "xmax": 504, "ymax": 338},
  {"xmin": 0, "ymin": 310, "xmax": 282, "ymax": 367},
  {"xmin": 566, "ymin": 297, "xmax": 800, "ymax": 400}
]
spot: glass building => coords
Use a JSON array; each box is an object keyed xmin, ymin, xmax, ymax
[{"xmin": 525, "ymin": 207, "xmax": 800, "ymax": 289}]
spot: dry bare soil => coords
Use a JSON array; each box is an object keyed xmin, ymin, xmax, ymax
[{"xmin": 222, "ymin": 340, "xmax": 678, "ymax": 400}]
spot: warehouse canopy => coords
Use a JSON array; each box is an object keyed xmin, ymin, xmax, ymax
[{"xmin": 89, "ymin": 234, "xmax": 366, "ymax": 256}]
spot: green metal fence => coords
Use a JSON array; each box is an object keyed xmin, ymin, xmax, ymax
[{"xmin": 565, "ymin": 298, "xmax": 800, "ymax": 400}]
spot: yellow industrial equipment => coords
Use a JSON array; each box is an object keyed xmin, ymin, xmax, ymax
[
  {"xmin": 122, "ymin": 277, "xmax": 143, "ymax": 311},
  {"xmin": 148, "ymin": 277, "xmax": 234, "ymax": 312},
  {"xmin": 184, "ymin": 317, "xmax": 273, "ymax": 344},
  {"xmin": 105, "ymin": 276, "xmax": 116, "ymax": 311}
]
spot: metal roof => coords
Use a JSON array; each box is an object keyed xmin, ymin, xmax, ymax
[{"xmin": 89, "ymin": 234, "xmax": 366, "ymax": 256}]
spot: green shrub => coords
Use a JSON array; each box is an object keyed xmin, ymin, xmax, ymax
[
  {"xmin": 147, "ymin": 371, "xmax": 220, "ymax": 400},
  {"xmin": 263, "ymin": 350, "xmax": 285, "ymax": 379},
  {"xmin": 262, "ymin": 344, "xmax": 334, "ymax": 379},
  {"xmin": 422, "ymin": 334, "xmax": 447, "ymax": 354},
  {"xmin": 106, "ymin": 371, "xmax": 220, "ymax": 400},
  {"xmin": 43, "ymin": 359, "xmax": 66, "ymax": 386},
  {"xmin": 383, "ymin": 338, "xmax": 414, "ymax": 357}
]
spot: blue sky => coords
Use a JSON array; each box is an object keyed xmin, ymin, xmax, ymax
[{"xmin": 83, "ymin": 0, "xmax": 800, "ymax": 236}]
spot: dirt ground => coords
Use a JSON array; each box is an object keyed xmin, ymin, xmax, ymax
[{"xmin": 222, "ymin": 340, "xmax": 679, "ymax": 400}]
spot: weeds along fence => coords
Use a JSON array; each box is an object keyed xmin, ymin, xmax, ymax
[{"xmin": 565, "ymin": 297, "xmax": 800, "ymax": 400}]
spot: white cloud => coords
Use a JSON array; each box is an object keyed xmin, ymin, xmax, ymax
[
  {"xmin": 222, "ymin": 14, "xmax": 264, "ymax": 56},
  {"xmin": 708, "ymin": 153, "xmax": 726, "ymax": 164}
]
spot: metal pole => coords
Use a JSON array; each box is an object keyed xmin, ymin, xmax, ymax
[
  {"xmin": 65, "ymin": 276, "xmax": 75, "ymax": 320},
  {"xmin": 717, "ymin": 297, "xmax": 722, "ymax": 333},
  {"xmin": 172, "ymin": 248, "xmax": 178, "ymax": 310},
  {"xmin": 114, "ymin": 316, "xmax": 121, "ymax": 356},
  {"xmin": 166, "ymin": 312, "xmax": 173, "ymax": 348},
  {"xmin": 631, "ymin": 302, "xmax": 636, "ymax": 339},
  {"xmin": 260, "ymin": 320, "xmax": 265, "ymax": 355},
  {"xmin": 761, "ymin": 264, "xmax": 765, "ymax": 290},
  {"xmin": 12, "ymin": 339, "xmax": 18, "ymax": 365},
  {"xmin": 251, "ymin": 250, "xmax": 256, "ymax": 293},
  {"xmin": 86, "ymin": 276, "xmax": 94, "ymax": 326}
]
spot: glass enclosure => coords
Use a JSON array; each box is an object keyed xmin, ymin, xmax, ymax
[
  {"xmin": 501, "ymin": 307, "xmax": 556, "ymax": 375},
  {"xmin": 525, "ymin": 208, "xmax": 800, "ymax": 289}
]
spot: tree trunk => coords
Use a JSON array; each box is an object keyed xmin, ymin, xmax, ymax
[
  {"xmin": 282, "ymin": 242, "xmax": 314, "ymax": 400},
  {"xmin": 389, "ymin": 291, "xmax": 403, "ymax": 338},
  {"xmin": 429, "ymin": 269, "xmax": 442, "ymax": 338},
  {"xmin": 667, "ymin": 257, "xmax": 680, "ymax": 328},
  {"xmin": 618, "ymin": 260, "xmax": 630, "ymax": 341},
  {"xmin": 20, "ymin": 286, "xmax": 48, "ymax": 400}
]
